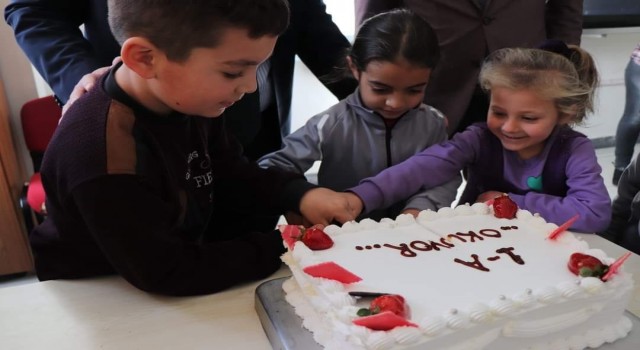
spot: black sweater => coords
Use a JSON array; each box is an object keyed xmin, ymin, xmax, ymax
[{"xmin": 31, "ymin": 68, "xmax": 314, "ymax": 295}]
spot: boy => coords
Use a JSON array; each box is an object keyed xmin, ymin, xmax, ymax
[{"xmin": 31, "ymin": 0, "xmax": 356, "ymax": 295}]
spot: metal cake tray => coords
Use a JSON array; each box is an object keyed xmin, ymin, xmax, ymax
[{"xmin": 255, "ymin": 277, "xmax": 640, "ymax": 350}]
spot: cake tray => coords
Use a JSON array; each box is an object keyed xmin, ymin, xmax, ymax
[{"xmin": 255, "ymin": 277, "xmax": 639, "ymax": 350}]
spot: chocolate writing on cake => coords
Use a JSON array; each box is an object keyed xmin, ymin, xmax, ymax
[
  {"xmin": 454, "ymin": 247, "xmax": 525, "ymax": 272},
  {"xmin": 355, "ymin": 228, "xmax": 514, "ymax": 258},
  {"xmin": 353, "ymin": 226, "xmax": 526, "ymax": 272}
]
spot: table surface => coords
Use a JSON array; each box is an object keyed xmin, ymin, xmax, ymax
[{"xmin": 1, "ymin": 234, "xmax": 638, "ymax": 350}]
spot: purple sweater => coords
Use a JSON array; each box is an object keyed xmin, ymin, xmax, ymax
[{"xmin": 350, "ymin": 124, "xmax": 611, "ymax": 232}]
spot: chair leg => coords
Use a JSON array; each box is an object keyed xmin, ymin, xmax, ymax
[
  {"xmin": 18, "ymin": 183, "xmax": 35, "ymax": 235},
  {"xmin": 35, "ymin": 213, "xmax": 45, "ymax": 225}
]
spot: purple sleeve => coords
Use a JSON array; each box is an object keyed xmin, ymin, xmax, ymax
[
  {"xmin": 350, "ymin": 127, "xmax": 481, "ymax": 213},
  {"xmin": 508, "ymin": 138, "xmax": 611, "ymax": 232}
]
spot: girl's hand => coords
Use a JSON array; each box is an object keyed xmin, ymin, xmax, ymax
[{"xmin": 476, "ymin": 191, "xmax": 504, "ymax": 204}]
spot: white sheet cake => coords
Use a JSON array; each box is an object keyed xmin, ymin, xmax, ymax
[{"xmin": 280, "ymin": 203, "xmax": 634, "ymax": 350}]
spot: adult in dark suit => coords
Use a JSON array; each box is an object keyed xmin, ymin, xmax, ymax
[
  {"xmin": 354, "ymin": 0, "xmax": 583, "ymax": 135},
  {"xmin": 5, "ymin": 0, "xmax": 357, "ymax": 159}
]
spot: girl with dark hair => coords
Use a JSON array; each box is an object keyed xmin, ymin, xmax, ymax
[{"xmin": 259, "ymin": 9, "xmax": 460, "ymax": 221}]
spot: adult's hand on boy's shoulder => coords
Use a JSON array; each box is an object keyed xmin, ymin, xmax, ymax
[
  {"xmin": 299, "ymin": 188, "xmax": 359, "ymax": 226},
  {"xmin": 62, "ymin": 57, "xmax": 122, "ymax": 116}
]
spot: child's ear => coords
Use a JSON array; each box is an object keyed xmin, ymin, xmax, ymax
[
  {"xmin": 346, "ymin": 56, "xmax": 360, "ymax": 81},
  {"xmin": 120, "ymin": 37, "xmax": 161, "ymax": 79},
  {"xmin": 558, "ymin": 113, "xmax": 573, "ymax": 125},
  {"xmin": 558, "ymin": 105, "xmax": 579, "ymax": 125}
]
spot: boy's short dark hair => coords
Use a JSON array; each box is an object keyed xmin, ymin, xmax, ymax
[{"xmin": 108, "ymin": 0, "xmax": 290, "ymax": 62}]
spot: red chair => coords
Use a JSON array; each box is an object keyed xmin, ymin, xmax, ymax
[{"xmin": 18, "ymin": 95, "xmax": 62, "ymax": 234}]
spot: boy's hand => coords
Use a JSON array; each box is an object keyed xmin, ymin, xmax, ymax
[
  {"xmin": 299, "ymin": 188, "xmax": 361, "ymax": 226},
  {"xmin": 343, "ymin": 192, "xmax": 364, "ymax": 217},
  {"xmin": 284, "ymin": 211, "xmax": 308, "ymax": 226}
]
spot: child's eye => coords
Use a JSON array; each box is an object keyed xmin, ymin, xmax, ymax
[
  {"xmin": 223, "ymin": 72, "xmax": 243, "ymax": 79},
  {"xmin": 371, "ymin": 87, "xmax": 390, "ymax": 94},
  {"xmin": 522, "ymin": 115, "xmax": 539, "ymax": 122}
]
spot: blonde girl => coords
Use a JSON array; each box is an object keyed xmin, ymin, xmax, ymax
[{"xmin": 345, "ymin": 40, "xmax": 611, "ymax": 232}]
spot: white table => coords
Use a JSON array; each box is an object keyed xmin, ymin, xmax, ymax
[
  {"xmin": 581, "ymin": 234, "xmax": 640, "ymax": 316},
  {"xmin": 0, "ymin": 268, "xmax": 291, "ymax": 349},
  {"xmin": 1, "ymin": 234, "xmax": 638, "ymax": 350}
]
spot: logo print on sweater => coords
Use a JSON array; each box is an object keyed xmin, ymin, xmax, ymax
[
  {"xmin": 186, "ymin": 150, "xmax": 213, "ymax": 188},
  {"xmin": 526, "ymin": 175, "xmax": 543, "ymax": 192}
]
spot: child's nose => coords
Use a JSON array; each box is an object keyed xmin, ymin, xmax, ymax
[
  {"xmin": 502, "ymin": 117, "xmax": 519, "ymax": 132},
  {"xmin": 385, "ymin": 94, "xmax": 405, "ymax": 109},
  {"xmin": 238, "ymin": 76, "xmax": 258, "ymax": 94}
]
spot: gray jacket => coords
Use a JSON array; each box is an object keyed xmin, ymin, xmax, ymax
[
  {"xmin": 258, "ymin": 90, "xmax": 461, "ymax": 220},
  {"xmin": 603, "ymin": 155, "xmax": 640, "ymax": 240}
]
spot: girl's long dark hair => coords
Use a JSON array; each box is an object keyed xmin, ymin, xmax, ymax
[{"xmin": 348, "ymin": 8, "xmax": 439, "ymax": 72}]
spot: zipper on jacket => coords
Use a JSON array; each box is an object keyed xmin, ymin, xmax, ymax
[
  {"xmin": 379, "ymin": 114, "xmax": 403, "ymax": 168},
  {"xmin": 385, "ymin": 124, "xmax": 393, "ymax": 167}
]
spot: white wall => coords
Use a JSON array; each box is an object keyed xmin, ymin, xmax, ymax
[
  {"xmin": 575, "ymin": 28, "xmax": 640, "ymax": 142},
  {"xmin": 0, "ymin": 0, "xmax": 38, "ymax": 176},
  {"xmin": 323, "ymin": 0, "xmax": 355, "ymax": 38}
]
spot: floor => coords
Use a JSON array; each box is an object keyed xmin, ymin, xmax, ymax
[{"xmin": 0, "ymin": 146, "xmax": 622, "ymax": 290}]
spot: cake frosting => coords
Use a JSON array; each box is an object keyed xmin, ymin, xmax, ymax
[{"xmin": 280, "ymin": 203, "xmax": 634, "ymax": 350}]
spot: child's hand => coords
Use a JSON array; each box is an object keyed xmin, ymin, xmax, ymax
[
  {"xmin": 401, "ymin": 208, "xmax": 420, "ymax": 217},
  {"xmin": 285, "ymin": 212, "xmax": 326, "ymax": 227},
  {"xmin": 299, "ymin": 188, "xmax": 360, "ymax": 226},
  {"xmin": 284, "ymin": 211, "xmax": 306, "ymax": 226},
  {"xmin": 344, "ymin": 192, "xmax": 364, "ymax": 217},
  {"xmin": 476, "ymin": 191, "xmax": 504, "ymax": 204}
]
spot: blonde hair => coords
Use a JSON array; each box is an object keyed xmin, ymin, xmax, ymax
[{"xmin": 479, "ymin": 45, "xmax": 599, "ymax": 124}]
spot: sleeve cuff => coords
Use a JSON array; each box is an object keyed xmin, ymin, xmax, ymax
[
  {"xmin": 279, "ymin": 179, "xmax": 317, "ymax": 214},
  {"xmin": 349, "ymin": 182, "xmax": 384, "ymax": 214}
]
